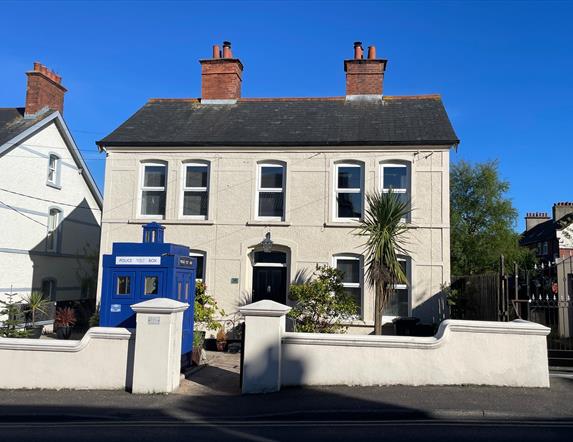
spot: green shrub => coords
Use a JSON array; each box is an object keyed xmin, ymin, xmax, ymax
[
  {"xmin": 288, "ymin": 265, "xmax": 358, "ymax": 334},
  {"xmin": 194, "ymin": 281, "xmax": 223, "ymax": 332}
]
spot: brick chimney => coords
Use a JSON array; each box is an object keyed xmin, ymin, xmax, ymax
[
  {"xmin": 25, "ymin": 62, "xmax": 67, "ymax": 117},
  {"xmin": 552, "ymin": 202, "xmax": 573, "ymax": 221},
  {"xmin": 344, "ymin": 42, "xmax": 387, "ymax": 98},
  {"xmin": 200, "ymin": 41, "xmax": 243, "ymax": 102},
  {"xmin": 525, "ymin": 212, "xmax": 550, "ymax": 231}
]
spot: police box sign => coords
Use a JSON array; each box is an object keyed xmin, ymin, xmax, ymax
[
  {"xmin": 178, "ymin": 256, "xmax": 195, "ymax": 268},
  {"xmin": 115, "ymin": 256, "xmax": 161, "ymax": 265}
]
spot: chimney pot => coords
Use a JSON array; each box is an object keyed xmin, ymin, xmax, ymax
[
  {"xmin": 213, "ymin": 45, "xmax": 221, "ymax": 59},
  {"xmin": 353, "ymin": 41, "xmax": 363, "ymax": 59},
  {"xmin": 367, "ymin": 45, "xmax": 377, "ymax": 59},
  {"xmin": 222, "ymin": 41, "xmax": 233, "ymax": 58}
]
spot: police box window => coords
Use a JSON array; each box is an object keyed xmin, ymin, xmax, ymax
[
  {"xmin": 116, "ymin": 276, "xmax": 131, "ymax": 295},
  {"xmin": 144, "ymin": 276, "xmax": 159, "ymax": 295}
]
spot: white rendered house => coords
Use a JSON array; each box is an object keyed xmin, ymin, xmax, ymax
[
  {"xmin": 0, "ymin": 63, "xmax": 102, "ymax": 309},
  {"xmin": 96, "ymin": 42, "xmax": 459, "ymax": 332}
]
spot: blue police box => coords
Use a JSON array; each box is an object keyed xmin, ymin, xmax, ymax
[{"xmin": 100, "ymin": 222, "xmax": 196, "ymax": 355}]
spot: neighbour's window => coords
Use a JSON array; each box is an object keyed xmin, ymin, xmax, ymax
[
  {"xmin": 182, "ymin": 163, "xmax": 209, "ymax": 218},
  {"xmin": 381, "ymin": 162, "xmax": 410, "ymax": 209},
  {"xmin": 334, "ymin": 255, "xmax": 362, "ymax": 316},
  {"xmin": 257, "ymin": 163, "xmax": 285, "ymax": 219},
  {"xmin": 47, "ymin": 208, "xmax": 62, "ymax": 252},
  {"xmin": 189, "ymin": 251, "xmax": 206, "ymax": 281},
  {"xmin": 141, "ymin": 163, "xmax": 166, "ymax": 216},
  {"xmin": 144, "ymin": 276, "xmax": 159, "ymax": 295},
  {"xmin": 47, "ymin": 154, "xmax": 60, "ymax": 186},
  {"xmin": 116, "ymin": 276, "xmax": 131, "ymax": 295},
  {"xmin": 385, "ymin": 258, "xmax": 409, "ymax": 317},
  {"xmin": 335, "ymin": 163, "xmax": 363, "ymax": 220},
  {"xmin": 41, "ymin": 278, "xmax": 56, "ymax": 301}
]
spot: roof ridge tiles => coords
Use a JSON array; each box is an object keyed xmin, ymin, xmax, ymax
[{"xmin": 146, "ymin": 94, "xmax": 442, "ymax": 104}]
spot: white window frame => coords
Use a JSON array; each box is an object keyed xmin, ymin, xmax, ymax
[
  {"xmin": 381, "ymin": 162, "xmax": 410, "ymax": 221},
  {"xmin": 181, "ymin": 162, "xmax": 210, "ymax": 220},
  {"xmin": 47, "ymin": 154, "xmax": 61, "ymax": 187},
  {"xmin": 333, "ymin": 255, "xmax": 363, "ymax": 318},
  {"xmin": 140, "ymin": 162, "xmax": 167, "ymax": 218},
  {"xmin": 47, "ymin": 208, "xmax": 62, "ymax": 253},
  {"xmin": 189, "ymin": 251, "xmax": 206, "ymax": 282},
  {"xmin": 334, "ymin": 163, "xmax": 363, "ymax": 222},
  {"xmin": 383, "ymin": 256, "xmax": 410, "ymax": 323},
  {"xmin": 256, "ymin": 162, "xmax": 285, "ymax": 221}
]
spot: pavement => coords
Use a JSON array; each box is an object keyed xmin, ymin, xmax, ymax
[{"xmin": 1, "ymin": 351, "xmax": 573, "ymax": 440}]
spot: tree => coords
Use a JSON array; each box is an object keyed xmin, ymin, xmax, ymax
[
  {"xmin": 356, "ymin": 191, "xmax": 411, "ymax": 335},
  {"xmin": 0, "ymin": 292, "xmax": 28, "ymax": 338},
  {"xmin": 451, "ymin": 160, "xmax": 532, "ymax": 275},
  {"xmin": 288, "ymin": 265, "xmax": 358, "ymax": 333}
]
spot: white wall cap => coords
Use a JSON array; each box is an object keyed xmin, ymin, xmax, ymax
[
  {"xmin": 131, "ymin": 298, "xmax": 189, "ymax": 314},
  {"xmin": 239, "ymin": 300, "xmax": 292, "ymax": 317},
  {"xmin": 0, "ymin": 327, "xmax": 133, "ymax": 352}
]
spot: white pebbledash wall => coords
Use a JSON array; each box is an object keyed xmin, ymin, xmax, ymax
[
  {"xmin": 0, "ymin": 298, "xmax": 187, "ymax": 393},
  {"xmin": 240, "ymin": 300, "xmax": 551, "ymax": 394},
  {"xmin": 98, "ymin": 146, "xmax": 450, "ymax": 330}
]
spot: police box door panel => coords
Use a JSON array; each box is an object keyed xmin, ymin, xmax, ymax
[
  {"xmin": 176, "ymin": 269, "xmax": 195, "ymax": 355},
  {"xmin": 103, "ymin": 271, "xmax": 137, "ymax": 328}
]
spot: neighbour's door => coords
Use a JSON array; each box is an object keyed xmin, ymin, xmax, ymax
[{"xmin": 252, "ymin": 267, "xmax": 287, "ymax": 304}]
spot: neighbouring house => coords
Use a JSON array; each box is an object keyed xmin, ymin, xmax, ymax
[
  {"xmin": 96, "ymin": 42, "xmax": 459, "ymax": 332},
  {"xmin": 0, "ymin": 62, "xmax": 102, "ymax": 319},
  {"xmin": 520, "ymin": 203, "xmax": 573, "ymax": 262}
]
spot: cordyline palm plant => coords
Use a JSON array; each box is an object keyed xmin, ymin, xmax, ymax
[{"xmin": 357, "ymin": 190, "xmax": 411, "ymax": 335}]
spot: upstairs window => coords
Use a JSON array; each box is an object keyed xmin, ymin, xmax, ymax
[
  {"xmin": 335, "ymin": 163, "xmax": 363, "ymax": 220},
  {"xmin": 334, "ymin": 255, "xmax": 362, "ymax": 316},
  {"xmin": 385, "ymin": 258, "xmax": 409, "ymax": 317},
  {"xmin": 141, "ymin": 163, "xmax": 166, "ymax": 216},
  {"xmin": 381, "ymin": 163, "xmax": 410, "ymax": 206},
  {"xmin": 182, "ymin": 163, "xmax": 209, "ymax": 218},
  {"xmin": 47, "ymin": 208, "xmax": 62, "ymax": 252},
  {"xmin": 257, "ymin": 163, "xmax": 285, "ymax": 219},
  {"xmin": 47, "ymin": 154, "xmax": 60, "ymax": 187}
]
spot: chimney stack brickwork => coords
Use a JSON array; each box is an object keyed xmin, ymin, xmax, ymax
[
  {"xmin": 344, "ymin": 42, "xmax": 387, "ymax": 97},
  {"xmin": 200, "ymin": 41, "xmax": 243, "ymax": 101},
  {"xmin": 553, "ymin": 202, "xmax": 573, "ymax": 222},
  {"xmin": 524, "ymin": 212, "xmax": 550, "ymax": 232},
  {"xmin": 25, "ymin": 62, "xmax": 67, "ymax": 116}
]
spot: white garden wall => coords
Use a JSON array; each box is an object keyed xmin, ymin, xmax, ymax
[
  {"xmin": 0, "ymin": 298, "xmax": 188, "ymax": 393},
  {"xmin": 240, "ymin": 300, "xmax": 551, "ymax": 394},
  {"xmin": 0, "ymin": 327, "xmax": 134, "ymax": 390}
]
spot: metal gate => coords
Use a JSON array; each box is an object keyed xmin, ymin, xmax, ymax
[{"xmin": 451, "ymin": 255, "xmax": 573, "ymax": 367}]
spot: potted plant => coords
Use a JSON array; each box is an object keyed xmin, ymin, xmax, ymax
[
  {"xmin": 216, "ymin": 327, "xmax": 227, "ymax": 352},
  {"xmin": 54, "ymin": 307, "xmax": 76, "ymax": 339},
  {"xmin": 22, "ymin": 291, "xmax": 50, "ymax": 339}
]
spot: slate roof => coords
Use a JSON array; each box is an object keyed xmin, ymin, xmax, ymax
[
  {"xmin": 0, "ymin": 108, "xmax": 56, "ymax": 148},
  {"xmin": 520, "ymin": 220, "xmax": 556, "ymax": 246},
  {"xmin": 97, "ymin": 96, "xmax": 459, "ymax": 148}
]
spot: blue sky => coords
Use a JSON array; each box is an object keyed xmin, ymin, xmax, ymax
[{"xmin": 1, "ymin": 0, "xmax": 572, "ymax": 230}]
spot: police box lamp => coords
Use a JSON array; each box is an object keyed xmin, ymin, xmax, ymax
[
  {"xmin": 261, "ymin": 231, "xmax": 273, "ymax": 253},
  {"xmin": 100, "ymin": 222, "xmax": 196, "ymax": 355}
]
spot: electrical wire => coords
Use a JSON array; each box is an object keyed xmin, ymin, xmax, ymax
[
  {"xmin": 0, "ymin": 188, "xmax": 101, "ymax": 212},
  {"xmin": 0, "ymin": 198, "xmax": 47, "ymax": 228}
]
